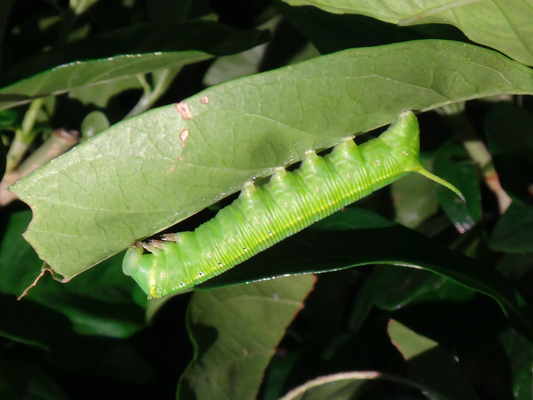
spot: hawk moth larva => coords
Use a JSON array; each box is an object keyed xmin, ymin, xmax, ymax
[{"xmin": 123, "ymin": 111, "xmax": 464, "ymax": 298}]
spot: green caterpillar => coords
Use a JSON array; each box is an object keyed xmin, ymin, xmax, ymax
[{"xmin": 123, "ymin": 111, "xmax": 464, "ymax": 298}]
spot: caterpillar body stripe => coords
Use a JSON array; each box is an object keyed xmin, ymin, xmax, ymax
[{"xmin": 123, "ymin": 111, "xmax": 464, "ymax": 298}]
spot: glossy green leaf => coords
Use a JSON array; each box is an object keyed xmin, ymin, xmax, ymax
[
  {"xmin": 177, "ymin": 275, "xmax": 315, "ymax": 400},
  {"xmin": 434, "ymin": 141, "xmax": 482, "ymax": 233},
  {"xmin": 2, "ymin": 21, "xmax": 267, "ymax": 87},
  {"xmin": 489, "ymin": 201, "xmax": 533, "ymax": 253},
  {"xmin": 0, "ymin": 52, "xmax": 210, "ymax": 112},
  {"xmin": 11, "ymin": 39, "xmax": 533, "ymax": 280},
  {"xmin": 349, "ymin": 265, "xmax": 476, "ymax": 333},
  {"xmin": 278, "ymin": 371, "xmax": 451, "ymax": 400},
  {"xmin": 200, "ymin": 207, "xmax": 533, "ymax": 342},
  {"xmin": 281, "ymin": 0, "xmax": 533, "ymax": 65},
  {"xmin": 389, "ymin": 320, "xmax": 479, "ymax": 400},
  {"xmin": 362, "ymin": 268, "xmax": 458, "ymax": 310},
  {"xmin": 0, "ymin": 21, "xmax": 269, "ymax": 111},
  {"xmin": 484, "ymin": 103, "xmax": 533, "ymax": 205}
]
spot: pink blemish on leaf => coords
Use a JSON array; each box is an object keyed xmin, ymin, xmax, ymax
[
  {"xmin": 168, "ymin": 166, "xmax": 176, "ymax": 173},
  {"xmin": 175, "ymin": 102, "xmax": 192, "ymax": 119},
  {"xmin": 200, "ymin": 96, "xmax": 209, "ymax": 104},
  {"xmin": 180, "ymin": 129, "xmax": 189, "ymax": 148},
  {"xmin": 178, "ymin": 156, "xmax": 183, "ymax": 161}
]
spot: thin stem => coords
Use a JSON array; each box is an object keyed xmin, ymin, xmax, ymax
[
  {"xmin": 0, "ymin": 129, "xmax": 79, "ymax": 206},
  {"xmin": 5, "ymin": 131, "xmax": 27, "ymax": 174},
  {"xmin": 124, "ymin": 69, "xmax": 177, "ymax": 119},
  {"xmin": 21, "ymin": 98, "xmax": 44, "ymax": 137},
  {"xmin": 5, "ymin": 98, "xmax": 45, "ymax": 173}
]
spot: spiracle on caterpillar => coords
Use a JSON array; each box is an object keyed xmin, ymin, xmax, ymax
[{"xmin": 122, "ymin": 111, "xmax": 465, "ymax": 298}]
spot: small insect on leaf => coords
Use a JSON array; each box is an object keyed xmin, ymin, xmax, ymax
[{"xmin": 122, "ymin": 111, "xmax": 464, "ymax": 298}]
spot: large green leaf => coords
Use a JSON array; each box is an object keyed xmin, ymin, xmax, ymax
[
  {"xmin": 11, "ymin": 39, "xmax": 533, "ymax": 279},
  {"xmin": 0, "ymin": 21, "xmax": 269, "ymax": 111},
  {"xmin": 176, "ymin": 275, "xmax": 315, "ymax": 400},
  {"xmin": 0, "ymin": 52, "xmax": 206, "ymax": 111},
  {"xmin": 282, "ymin": 0, "xmax": 533, "ymax": 66},
  {"xmin": 0, "ymin": 21, "xmax": 267, "ymax": 88},
  {"xmin": 199, "ymin": 207, "xmax": 533, "ymax": 342}
]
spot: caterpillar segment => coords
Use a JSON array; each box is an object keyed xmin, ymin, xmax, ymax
[{"xmin": 123, "ymin": 111, "xmax": 465, "ymax": 298}]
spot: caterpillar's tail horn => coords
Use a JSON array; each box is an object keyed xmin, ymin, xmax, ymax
[{"xmin": 416, "ymin": 168, "xmax": 467, "ymax": 205}]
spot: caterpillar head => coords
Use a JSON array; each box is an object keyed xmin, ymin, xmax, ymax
[
  {"xmin": 123, "ymin": 241, "xmax": 194, "ymax": 298},
  {"xmin": 122, "ymin": 243, "xmax": 154, "ymax": 296}
]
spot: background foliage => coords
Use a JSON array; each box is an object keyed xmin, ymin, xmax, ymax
[{"xmin": 1, "ymin": 1, "xmax": 533, "ymax": 399}]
